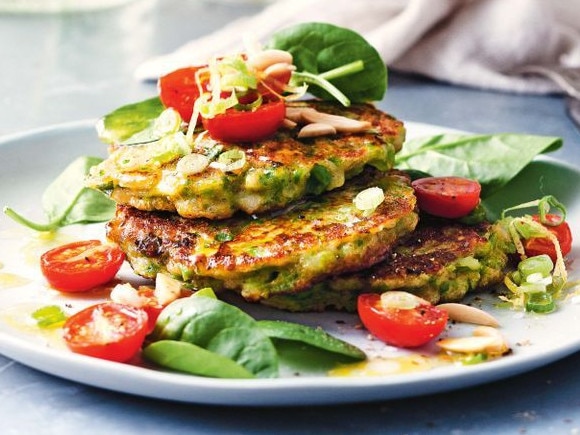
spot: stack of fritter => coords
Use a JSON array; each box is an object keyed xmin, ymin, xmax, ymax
[{"xmin": 88, "ymin": 100, "xmax": 510, "ymax": 311}]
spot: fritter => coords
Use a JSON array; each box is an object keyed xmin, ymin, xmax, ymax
[
  {"xmin": 261, "ymin": 218, "xmax": 514, "ymax": 312},
  {"xmin": 87, "ymin": 101, "xmax": 405, "ymax": 219},
  {"xmin": 106, "ymin": 170, "xmax": 418, "ymax": 301}
]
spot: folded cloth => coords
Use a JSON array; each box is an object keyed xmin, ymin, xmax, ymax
[{"xmin": 135, "ymin": 0, "xmax": 580, "ymax": 95}]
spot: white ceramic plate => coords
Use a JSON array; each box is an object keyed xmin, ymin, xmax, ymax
[{"xmin": 0, "ymin": 121, "xmax": 578, "ymax": 406}]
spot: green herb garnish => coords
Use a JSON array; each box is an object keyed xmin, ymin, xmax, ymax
[{"xmin": 32, "ymin": 305, "xmax": 68, "ymax": 329}]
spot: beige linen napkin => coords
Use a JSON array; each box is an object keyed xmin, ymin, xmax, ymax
[{"xmin": 135, "ymin": 0, "xmax": 580, "ymax": 94}]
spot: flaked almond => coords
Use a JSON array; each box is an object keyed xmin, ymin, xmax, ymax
[
  {"xmin": 473, "ymin": 326, "xmax": 510, "ymax": 354},
  {"xmin": 437, "ymin": 326, "xmax": 509, "ymax": 355},
  {"xmin": 437, "ymin": 335, "xmax": 499, "ymax": 354},
  {"xmin": 263, "ymin": 62, "xmax": 296, "ymax": 81},
  {"xmin": 285, "ymin": 106, "xmax": 310, "ymax": 123},
  {"xmin": 247, "ymin": 49, "xmax": 293, "ymax": 72},
  {"xmin": 297, "ymin": 122, "xmax": 337, "ymax": 138},
  {"xmin": 282, "ymin": 118, "xmax": 298, "ymax": 129},
  {"xmin": 300, "ymin": 109, "xmax": 372, "ymax": 133},
  {"xmin": 437, "ymin": 303, "xmax": 500, "ymax": 327}
]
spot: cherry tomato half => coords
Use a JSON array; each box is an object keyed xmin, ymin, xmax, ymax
[
  {"xmin": 411, "ymin": 176, "xmax": 481, "ymax": 219},
  {"xmin": 40, "ymin": 240, "xmax": 125, "ymax": 293},
  {"xmin": 524, "ymin": 214, "xmax": 573, "ymax": 262},
  {"xmin": 202, "ymin": 99, "xmax": 286, "ymax": 143},
  {"xmin": 63, "ymin": 302, "xmax": 148, "ymax": 363},
  {"xmin": 258, "ymin": 69, "xmax": 292, "ymax": 98},
  {"xmin": 158, "ymin": 66, "xmax": 208, "ymax": 122},
  {"xmin": 357, "ymin": 292, "xmax": 448, "ymax": 348}
]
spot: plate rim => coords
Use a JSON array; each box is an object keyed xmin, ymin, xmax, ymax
[{"xmin": 0, "ymin": 120, "xmax": 578, "ymax": 406}]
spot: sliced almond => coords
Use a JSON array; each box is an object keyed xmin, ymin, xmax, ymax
[
  {"xmin": 380, "ymin": 291, "xmax": 430, "ymax": 310},
  {"xmin": 437, "ymin": 303, "xmax": 500, "ymax": 327},
  {"xmin": 285, "ymin": 106, "xmax": 309, "ymax": 123},
  {"xmin": 263, "ymin": 62, "xmax": 296, "ymax": 81},
  {"xmin": 437, "ymin": 335, "xmax": 499, "ymax": 354},
  {"xmin": 473, "ymin": 326, "xmax": 509, "ymax": 354},
  {"xmin": 300, "ymin": 109, "xmax": 372, "ymax": 133},
  {"xmin": 246, "ymin": 49, "xmax": 293, "ymax": 72},
  {"xmin": 437, "ymin": 326, "xmax": 509, "ymax": 355},
  {"xmin": 282, "ymin": 118, "xmax": 297, "ymax": 129},
  {"xmin": 297, "ymin": 122, "xmax": 337, "ymax": 138}
]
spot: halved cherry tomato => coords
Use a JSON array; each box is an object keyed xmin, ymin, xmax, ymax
[
  {"xmin": 357, "ymin": 292, "xmax": 448, "ymax": 348},
  {"xmin": 524, "ymin": 214, "xmax": 573, "ymax": 262},
  {"xmin": 202, "ymin": 99, "xmax": 286, "ymax": 143},
  {"xmin": 40, "ymin": 240, "xmax": 125, "ymax": 292},
  {"xmin": 158, "ymin": 66, "xmax": 208, "ymax": 122},
  {"xmin": 258, "ymin": 69, "xmax": 292, "ymax": 98},
  {"xmin": 412, "ymin": 176, "xmax": 481, "ymax": 219},
  {"xmin": 63, "ymin": 302, "xmax": 148, "ymax": 363}
]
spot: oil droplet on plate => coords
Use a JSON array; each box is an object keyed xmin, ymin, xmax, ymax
[
  {"xmin": 0, "ymin": 303, "xmax": 67, "ymax": 350},
  {"xmin": 329, "ymin": 353, "xmax": 452, "ymax": 377},
  {"xmin": 0, "ymin": 273, "xmax": 31, "ymax": 289}
]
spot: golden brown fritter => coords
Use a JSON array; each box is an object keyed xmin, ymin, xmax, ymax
[
  {"xmin": 262, "ymin": 218, "xmax": 513, "ymax": 312},
  {"xmin": 106, "ymin": 169, "xmax": 418, "ymax": 301},
  {"xmin": 87, "ymin": 101, "xmax": 405, "ymax": 219}
]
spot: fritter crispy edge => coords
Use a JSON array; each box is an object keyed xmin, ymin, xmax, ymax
[
  {"xmin": 261, "ymin": 218, "xmax": 514, "ymax": 312},
  {"xmin": 88, "ymin": 101, "xmax": 405, "ymax": 219},
  {"xmin": 106, "ymin": 169, "xmax": 419, "ymax": 301}
]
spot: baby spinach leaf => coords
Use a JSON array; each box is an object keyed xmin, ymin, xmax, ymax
[
  {"xmin": 142, "ymin": 340, "xmax": 255, "ymax": 379},
  {"xmin": 268, "ymin": 22, "xmax": 387, "ymax": 103},
  {"xmin": 97, "ymin": 97, "xmax": 165, "ymax": 145},
  {"xmin": 3, "ymin": 156, "xmax": 115, "ymax": 232},
  {"xmin": 150, "ymin": 295, "xmax": 279, "ymax": 378},
  {"xmin": 395, "ymin": 134, "xmax": 562, "ymax": 197},
  {"xmin": 206, "ymin": 326, "xmax": 278, "ymax": 379},
  {"xmin": 257, "ymin": 320, "xmax": 366, "ymax": 361}
]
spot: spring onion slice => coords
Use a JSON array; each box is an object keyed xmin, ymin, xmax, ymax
[
  {"xmin": 525, "ymin": 291, "xmax": 556, "ymax": 313},
  {"xmin": 499, "ymin": 195, "xmax": 569, "ymax": 313},
  {"xmin": 154, "ymin": 108, "xmax": 182, "ymax": 136},
  {"xmin": 210, "ymin": 149, "xmax": 246, "ymax": 172},
  {"xmin": 354, "ymin": 187, "xmax": 384, "ymax": 214},
  {"xmin": 32, "ymin": 305, "xmax": 68, "ymax": 329},
  {"xmin": 380, "ymin": 291, "xmax": 427, "ymax": 310}
]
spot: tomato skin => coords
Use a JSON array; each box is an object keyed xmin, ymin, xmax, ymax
[
  {"xmin": 202, "ymin": 99, "xmax": 286, "ymax": 143},
  {"xmin": 411, "ymin": 176, "xmax": 481, "ymax": 219},
  {"xmin": 40, "ymin": 240, "xmax": 125, "ymax": 292},
  {"xmin": 357, "ymin": 293, "xmax": 448, "ymax": 348},
  {"xmin": 158, "ymin": 66, "xmax": 207, "ymax": 122},
  {"xmin": 63, "ymin": 303, "xmax": 148, "ymax": 363},
  {"xmin": 258, "ymin": 70, "xmax": 292, "ymax": 98},
  {"xmin": 524, "ymin": 214, "xmax": 573, "ymax": 262}
]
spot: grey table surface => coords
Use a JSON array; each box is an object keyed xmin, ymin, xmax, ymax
[{"xmin": 1, "ymin": 1, "xmax": 580, "ymax": 434}]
